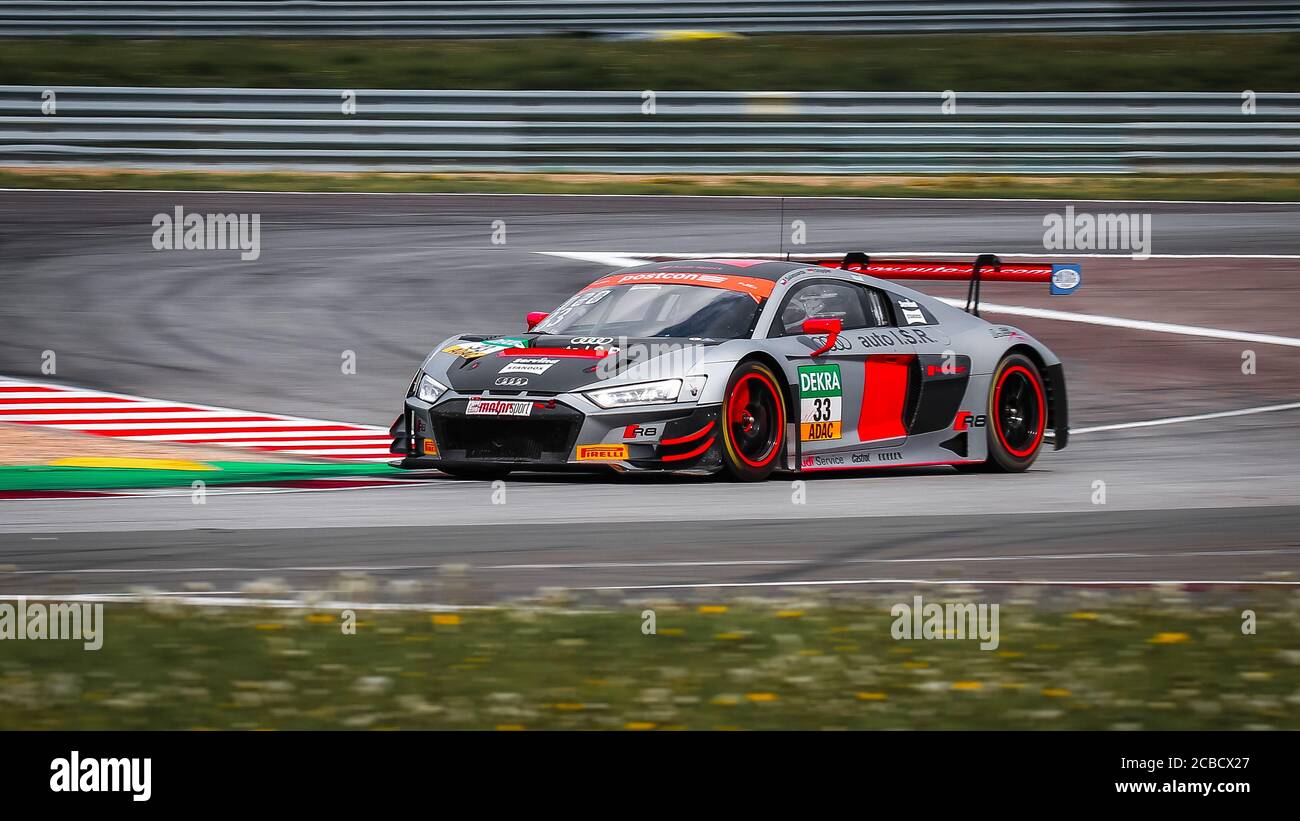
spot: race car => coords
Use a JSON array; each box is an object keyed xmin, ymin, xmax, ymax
[{"xmin": 390, "ymin": 254, "xmax": 1078, "ymax": 481}]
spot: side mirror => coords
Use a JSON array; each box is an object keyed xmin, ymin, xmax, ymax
[
  {"xmin": 802, "ymin": 317, "xmax": 843, "ymax": 357},
  {"xmin": 526, "ymin": 311, "xmax": 549, "ymax": 331}
]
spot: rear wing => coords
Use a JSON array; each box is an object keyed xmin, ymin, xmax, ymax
[{"xmin": 807, "ymin": 253, "xmax": 1082, "ymax": 317}]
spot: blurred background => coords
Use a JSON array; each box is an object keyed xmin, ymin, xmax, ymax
[
  {"xmin": 0, "ymin": 2, "xmax": 1299, "ymax": 182},
  {"xmin": 0, "ymin": 2, "xmax": 1298, "ymax": 732}
]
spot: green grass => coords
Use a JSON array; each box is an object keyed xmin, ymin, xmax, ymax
[
  {"xmin": 6, "ymin": 169, "xmax": 1300, "ymax": 201},
  {"xmin": 3, "ymin": 33, "xmax": 1299, "ymax": 90},
  {"xmin": 0, "ymin": 462, "xmax": 400, "ymax": 492},
  {"xmin": 3, "ymin": 591, "xmax": 1296, "ymax": 730}
]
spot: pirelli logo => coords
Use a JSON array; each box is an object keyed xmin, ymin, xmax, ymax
[{"xmin": 576, "ymin": 444, "xmax": 629, "ymax": 461}]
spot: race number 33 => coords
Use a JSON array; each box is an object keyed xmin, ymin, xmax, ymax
[{"xmin": 798, "ymin": 364, "xmax": 842, "ymax": 441}]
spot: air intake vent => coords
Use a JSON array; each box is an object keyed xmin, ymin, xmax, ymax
[{"xmin": 939, "ymin": 432, "xmax": 968, "ymax": 457}]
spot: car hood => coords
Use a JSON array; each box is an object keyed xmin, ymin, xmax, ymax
[{"xmin": 438, "ymin": 335, "xmax": 717, "ymax": 394}]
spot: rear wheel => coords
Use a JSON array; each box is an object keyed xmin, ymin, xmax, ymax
[
  {"xmin": 982, "ymin": 353, "xmax": 1047, "ymax": 472},
  {"xmin": 719, "ymin": 361, "xmax": 786, "ymax": 481}
]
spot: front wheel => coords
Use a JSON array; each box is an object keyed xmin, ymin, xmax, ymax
[
  {"xmin": 719, "ymin": 361, "xmax": 787, "ymax": 481},
  {"xmin": 981, "ymin": 353, "xmax": 1048, "ymax": 472}
]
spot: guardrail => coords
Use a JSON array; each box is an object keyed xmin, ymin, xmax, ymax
[
  {"xmin": 2, "ymin": 87, "xmax": 1296, "ymax": 173},
  {"xmin": 1, "ymin": 1, "xmax": 1299, "ymax": 37}
]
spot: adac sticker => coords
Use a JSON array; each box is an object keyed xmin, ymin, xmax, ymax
[
  {"xmin": 1050, "ymin": 264, "xmax": 1082, "ymax": 295},
  {"xmin": 798, "ymin": 364, "xmax": 842, "ymax": 442}
]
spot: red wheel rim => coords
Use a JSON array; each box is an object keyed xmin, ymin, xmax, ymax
[
  {"xmin": 993, "ymin": 364, "xmax": 1045, "ymax": 458},
  {"xmin": 726, "ymin": 371, "xmax": 784, "ymax": 468}
]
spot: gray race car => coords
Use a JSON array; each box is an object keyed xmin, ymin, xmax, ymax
[{"xmin": 389, "ymin": 254, "xmax": 1078, "ymax": 481}]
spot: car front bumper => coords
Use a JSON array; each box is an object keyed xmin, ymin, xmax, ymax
[{"xmin": 390, "ymin": 394, "xmax": 723, "ymax": 474}]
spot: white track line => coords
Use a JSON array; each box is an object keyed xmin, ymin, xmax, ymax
[
  {"xmin": 0, "ymin": 401, "xmax": 191, "ymax": 409},
  {"xmin": 1, "ymin": 412, "xmax": 277, "ymax": 422},
  {"xmin": 8, "ymin": 188, "xmax": 1300, "ymax": 206},
  {"xmin": 488, "ymin": 547, "xmax": 1299, "ymax": 571},
  {"xmin": 580, "ymin": 578, "xmax": 1300, "ymax": 591},
  {"xmin": 536, "ymin": 251, "xmax": 1300, "ymax": 347},
  {"xmin": 535, "ymin": 251, "xmax": 648, "ymax": 268},
  {"xmin": 229, "ymin": 440, "xmax": 392, "ymax": 448},
  {"xmin": 1069, "ymin": 402, "xmax": 1300, "ymax": 434},
  {"xmin": 18, "ymin": 547, "xmax": 1291, "ymax": 577},
  {"xmin": 587, "ymin": 250, "xmax": 1300, "ymax": 261},
  {"xmin": 29, "ymin": 420, "xmax": 357, "ymax": 431},
  {"xmin": 932, "ymin": 298, "xmax": 1300, "ymax": 347},
  {"xmin": 539, "ymin": 250, "xmax": 1300, "ymax": 435},
  {"xmin": 0, "ymin": 593, "xmax": 474, "ymax": 612},
  {"xmin": 5, "ymin": 563, "xmax": 455, "ymax": 575}
]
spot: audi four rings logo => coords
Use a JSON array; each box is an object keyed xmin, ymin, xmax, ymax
[{"xmin": 494, "ymin": 376, "xmax": 529, "ymax": 387}]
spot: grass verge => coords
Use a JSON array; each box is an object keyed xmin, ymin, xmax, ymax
[
  {"xmin": 2, "ymin": 591, "xmax": 1296, "ymax": 729},
  {"xmin": 4, "ymin": 34, "xmax": 1298, "ymax": 91},
  {"xmin": 6, "ymin": 169, "xmax": 1300, "ymax": 201},
  {"xmin": 0, "ymin": 461, "xmax": 399, "ymax": 492}
]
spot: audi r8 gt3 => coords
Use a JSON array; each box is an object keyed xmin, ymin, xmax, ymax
[{"xmin": 389, "ymin": 254, "xmax": 1079, "ymax": 481}]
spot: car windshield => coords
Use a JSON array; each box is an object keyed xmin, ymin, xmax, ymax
[{"xmin": 534, "ymin": 284, "xmax": 763, "ymax": 340}]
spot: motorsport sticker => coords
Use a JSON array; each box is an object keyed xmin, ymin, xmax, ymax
[
  {"xmin": 798, "ymin": 364, "xmax": 842, "ymax": 441},
  {"xmin": 442, "ymin": 341, "xmax": 508, "ymax": 360},
  {"xmin": 466, "ymin": 398, "xmax": 533, "ymax": 417},
  {"xmin": 576, "ymin": 444, "xmax": 629, "ymax": 461},
  {"xmin": 484, "ymin": 336, "xmax": 530, "ymax": 349},
  {"xmin": 499, "ymin": 357, "xmax": 560, "ymax": 375},
  {"xmin": 896, "ymin": 298, "xmax": 930, "ymax": 325}
]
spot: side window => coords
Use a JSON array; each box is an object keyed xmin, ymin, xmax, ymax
[
  {"xmin": 772, "ymin": 280, "xmax": 867, "ymax": 336},
  {"xmin": 771, "ymin": 280, "xmax": 890, "ymax": 336},
  {"xmin": 862, "ymin": 287, "xmax": 892, "ymax": 327}
]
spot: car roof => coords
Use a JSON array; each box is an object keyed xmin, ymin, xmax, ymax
[{"xmin": 608, "ymin": 258, "xmax": 810, "ymax": 281}]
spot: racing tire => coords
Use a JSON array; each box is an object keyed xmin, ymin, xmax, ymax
[
  {"xmin": 979, "ymin": 353, "xmax": 1048, "ymax": 473},
  {"xmin": 719, "ymin": 360, "xmax": 787, "ymax": 481},
  {"xmin": 438, "ymin": 465, "xmax": 512, "ymax": 481}
]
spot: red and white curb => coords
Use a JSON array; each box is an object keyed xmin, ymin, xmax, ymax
[{"xmin": 0, "ymin": 376, "xmax": 393, "ymax": 461}]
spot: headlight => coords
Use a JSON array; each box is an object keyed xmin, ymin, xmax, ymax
[
  {"xmin": 584, "ymin": 378, "xmax": 688, "ymax": 409},
  {"xmin": 416, "ymin": 373, "xmax": 448, "ymax": 403}
]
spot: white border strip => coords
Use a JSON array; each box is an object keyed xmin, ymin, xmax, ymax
[
  {"xmin": 9, "ymin": 546, "xmax": 1296, "ymax": 576},
  {"xmin": 1069, "ymin": 402, "xmax": 1300, "ymax": 434},
  {"xmin": 932, "ymin": 297, "xmax": 1300, "ymax": 347},
  {"xmin": 586, "ymin": 250, "xmax": 1300, "ymax": 260},
  {"xmin": 536, "ymin": 250, "xmax": 1300, "ymax": 347},
  {"xmin": 579, "ymin": 578, "xmax": 1300, "ymax": 590},
  {"xmin": 5, "ymin": 188, "xmax": 1300, "ymax": 206},
  {"xmin": 0, "ymin": 593, "xmax": 476, "ymax": 612}
]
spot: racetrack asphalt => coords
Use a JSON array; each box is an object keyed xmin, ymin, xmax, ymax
[{"xmin": 0, "ymin": 190, "xmax": 1297, "ymax": 603}]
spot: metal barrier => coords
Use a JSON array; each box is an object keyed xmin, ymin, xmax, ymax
[
  {"xmin": 1, "ymin": 1, "xmax": 1299, "ymax": 37},
  {"xmin": 2, "ymin": 86, "xmax": 1296, "ymax": 173}
]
